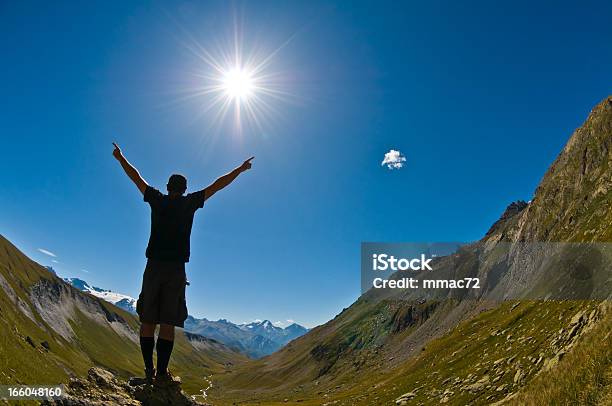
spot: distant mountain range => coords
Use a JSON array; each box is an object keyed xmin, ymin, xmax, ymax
[
  {"xmin": 184, "ymin": 317, "xmax": 309, "ymax": 358},
  {"xmin": 61, "ymin": 275, "xmax": 308, "ymax": 358}
]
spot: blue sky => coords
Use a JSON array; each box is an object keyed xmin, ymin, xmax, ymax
[{"xmin": 1, "ymin": 1, "xmax": 612, "ymax": 327}]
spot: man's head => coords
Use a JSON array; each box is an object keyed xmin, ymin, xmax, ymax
[{"xmin": 167, "ymin": 174, "xmax": 187, "ymax": 196}]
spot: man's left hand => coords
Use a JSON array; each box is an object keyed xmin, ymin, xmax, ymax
[
  {"xmin": 241, "ymin": 156, "xmax": 255, "ymax": 172},
  {"xmin": 112, "ymin": 142, "xmax": 123, "ymax": 161}
]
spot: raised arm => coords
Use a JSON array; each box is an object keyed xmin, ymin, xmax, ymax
[
  {"xmin": 202, "ymin": 157, "xmax": 254, "ymax": 201},
  {"xmin": 112, "ymin": 142, "xmax": 148, "ymax": 195}
]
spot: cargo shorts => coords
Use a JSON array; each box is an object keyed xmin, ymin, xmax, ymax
[{"xmin": 136, "ymin": 259, "xmax": 188, "ymax": 328}]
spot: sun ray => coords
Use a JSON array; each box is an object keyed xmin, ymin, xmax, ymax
[{"xmin": 168, "ymin": 17, "xmax": 297, "ymax": 137}]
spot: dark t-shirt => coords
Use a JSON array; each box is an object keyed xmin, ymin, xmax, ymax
[{"xmin": 144, "ymin": 186, "xmax": 206, "ymax": 262}]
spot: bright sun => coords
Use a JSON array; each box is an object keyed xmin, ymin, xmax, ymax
[
  {"xmin": 181, "ymin": 25, "xmax": 292, "ymax": 133},
  {"xmin": 221, "ymin": 67, "xmax": 255, "ymax": 100}
]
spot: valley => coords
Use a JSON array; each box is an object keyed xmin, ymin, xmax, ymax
[{"xmin": 1, "ymin": 97, "xmax": 612, "ymax": 405}]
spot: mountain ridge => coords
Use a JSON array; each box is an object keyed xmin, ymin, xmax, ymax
[{"xmin": 185, "ymin": 316, "xmax": 309, "ymax": 358}]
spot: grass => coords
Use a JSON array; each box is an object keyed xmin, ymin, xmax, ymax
[
  {"xmin": 510, "ymin": 303, "xmax": 612, "ymax": 405},
  {"xmin": 209, "ymin": 300, "xmax": 608, "ymax": 405}
]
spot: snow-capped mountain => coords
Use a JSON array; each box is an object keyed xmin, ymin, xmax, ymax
[
  {"xmin": 239, "ymin": 320, "xmax": 286, "ymax": 343},
  {"xmin": 246, "ymin": 320, "xmax": 309, "ymax": 343},
  {"xmin": 240, "ymin": 320, "xmax": 309, "ymax": 345},
  {"xmin": 241, "ymin": 319, "xmax": 281, "ymax": 332},
  {"xmin": 185, "ymin": 318, "xmax": 309, "ymax": 358},
  {"xmin": 63, "ymin": 277, "xmax": 137, "ymax": 314},
  {"xmin": 183, "ymin": 317, "xmax": 280, "ymax": 358}
]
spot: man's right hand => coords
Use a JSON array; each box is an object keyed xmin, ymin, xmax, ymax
[
  {"xmin": 112, "ymin": 142, "xmax": 123, "ymax": 161},
  {"xmin": 112, "ymin": 141, "xmax": 148, "ymax": 194}
]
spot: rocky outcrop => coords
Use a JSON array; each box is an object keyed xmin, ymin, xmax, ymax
[
  {"xmin": 541, "ymin": 305, "xmax": 603, "ymax": 372},
  {"xmin": 42, "ymin": 367, "xmax": 206, "ymax": 406},
  {"xmin": 388, "ymin": 301, "xmax": 439, "ymax": 333},
  {"xmin": 395, "ymin": 391, "xmax": 416, "ymax": 404},
  {"xmin": 485, "ymin": 200, "xmax": 529, "ymax": 237}
]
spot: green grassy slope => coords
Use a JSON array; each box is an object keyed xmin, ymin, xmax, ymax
[
  {"xmin": 210, "ymin": 301, "xmax": 609, "ymax": 405},
  {"xmin": 511, "ymin": 303, "xmax": 611, "ymax": 405}
]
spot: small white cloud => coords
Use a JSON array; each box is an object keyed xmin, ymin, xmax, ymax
[
  {"xmin": 37, "ymin": 248, "xmax": 57, "ymax": 257},
  {"xmin": 381, "ymin": 149, "xmax": 406, "ymax": 170},
  {"xmin": 51, "ymin": 259, "xmax": 60, "ymax": 264},
  {"xmin": 80, "ymin": 269, "xmax": 90, "ymax": 274}
]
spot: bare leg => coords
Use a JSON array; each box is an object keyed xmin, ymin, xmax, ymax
[
  {"xmin": 140, "ymin": 322, "xmax": 156, "ymax": 337},
  {"xmin": 158, "ymin": 324, "xmax": 175, "ymax": 341}
]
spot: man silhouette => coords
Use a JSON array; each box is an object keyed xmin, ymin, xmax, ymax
[{"xmin": 112, "ymin": 142, "xmax": 253, "ymax": 385}]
